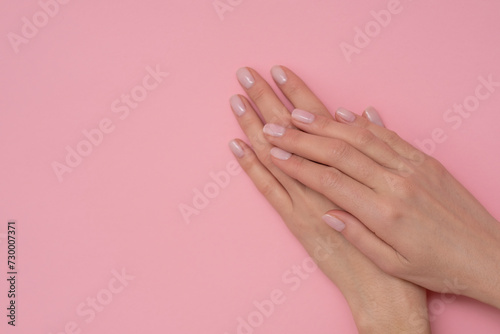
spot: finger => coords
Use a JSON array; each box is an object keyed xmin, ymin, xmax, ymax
[
  {"xmin": 263, "ymin": 124, "xmax": 388, "ymax": 189},
  {"xmin": 337, "ymin": 106, "xmax": 426, "ymax": 163},
  {"xmin": 228, "ymin": 139, "xmax": 292, "ymax": 213},
  {"xmin": 362, "ymin": 106, "xmax": 385, "ymax": 127},
  {"xmin": 269, "ymin": 148, "xmax": 377, "ymax": 218},
  {"xmin": 230, "ymin": 94, "xmax": 302, "ymax": 191},
  {"xmin": 321, "ymin": 210, "xmax": 405, "ymax": 277},
  {"xmin": 236, "ymin": 67, "xmax": 292, "ymax": 126},
  {"xmin": 270, "ymin": 65, "xmax": 333, "ymax": 119},
  {"xmin": 289, "ymin": 109, "xmax": 410, "ymax": 172}
]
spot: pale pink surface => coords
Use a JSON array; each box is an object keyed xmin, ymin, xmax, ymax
[{"xmin": 1, "ymin": 0, "xmax": 500, "ymax": 333}]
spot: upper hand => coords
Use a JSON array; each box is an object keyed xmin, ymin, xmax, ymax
[{"xmin": 262, "ymin": 106, "xmax": 500, "ymax": 308}]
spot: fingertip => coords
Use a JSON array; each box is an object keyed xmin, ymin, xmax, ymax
[
  {"xmin": 335, "ymin": 107, "xmax": 357, "ymax": 123},
  {"xmin": 363, "ymin": 106, "xmax": 385, "ymax": 127},
  {"xmin": 271, "ymin": 65, "xmax": 287, "ymax": 85},
  {"xmin": 322, "ymin": 212, "xmax": 346, "ymax": 232},
  {"xmin": 228, "ymin": 139, "xmax": 245, "ymax": 158},
  {"xmin": 270, "ymin": 147, "xmax": 292, "ymax": 160}
]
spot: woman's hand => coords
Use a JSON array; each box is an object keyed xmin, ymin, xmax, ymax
[
  {"xmin": 229, "ymin": 66, "xmax": 430, "ymax": 333},
  {"xmin": 262, "ymin": 106, "xmax": 500, "ymax": 309}
]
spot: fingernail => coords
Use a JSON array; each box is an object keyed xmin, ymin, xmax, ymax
[
  {"xmin": 363, "ymin": 106, "xmax": 385, "ymax": 127},
  {"xmin": 263, "ymin": 123, "xmax": 286, "ymax": 137},
  {"xmin": 336, "ymin": 108, "xmax": 356, "ymax": 123},
  {"xmin": 270, "ymin": 147, "xmax": 292, "ymax": 160},
  {"xmin": 292, "ymin": 109, "xmax": 315, "ymax": 123},
  {"xmin": 228, "ymin": 140, "xmax": 244, "ymax": 158},
  {"xmin": 271, "ymin": 65, "xmax": 287, "ymax": 85},
  {"xmin": 236, "ymin": 67, "xmax": 255, "ymax": 88},
  {"xmin": 230, "ymin": 95, "xmax": 246, "ymax": 116},
  {"xmin": 322, "ymin": 214, "xmax": 346, "ymax": 232}
]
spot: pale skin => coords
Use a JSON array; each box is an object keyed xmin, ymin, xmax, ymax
[
  {"xmin": 255, "ymin": 68, "xmax": 500, "ymax": 310},
  {"xmin": 229, "ymin": 66, "xmax": 431, "ymax": 333}
]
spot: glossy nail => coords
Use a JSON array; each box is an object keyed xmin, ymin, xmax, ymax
[
  {"xmin": 271, "ymin": 65, "xmax": 287, "ymax": 85},
  {"xmin": 230, "ymin": 95, "xmax": 246, "ymax": 116},
  {"xmin": 322, "ymin": 214, "xmax": 346, "ymax": 232},
  {"xmin": 228, "ymin": 140, "xmax": 244, "ymax": 158},
  {"xmin": 270, "ymin": 147, "xmax": 291, "ymax": 160},
  {"xmin": 263, "ymin": 123, "xmax": 286, "ymax": 137},
  {"xmin": 236, "ymin": 67, "xmax": 255, "ymax": 88},
  {"xmin": 363, "ymin": 106, "xmax": 385, "ymax": 127},
  {"xmin": 292, "ymin": 109, "xmax": 315, "ymax": 123},
  {"xmin": 336, "ymin": 108, "xmax": 356, "ymax": 123}
]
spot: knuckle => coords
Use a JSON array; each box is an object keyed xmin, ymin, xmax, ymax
[
  {"xmin": 250, "ymin": 85, "xmax": 266, "ymax": 102},
  {"xmin": 425, "ymin": 156, "xmax": 449, "ymax": 184},
  {"xmin": 408, "ymin": 149, "xmax": 427, "ymax": 167},
  {"xmin": 394, "ymin": 178, "xmax": 415, "ymax": 198},
  {"xmin": 259, "ymin": 180, "xmax": 277, "ymax": 198},
  {"xmin": 319, "ymin": 168, "xmax": 343, "ymax": 190},
  {"xmin": 383, "ymin": 130, "xmax": 401, "ymax": 147},
  {"xmin": 384, "ymin": 173, "xmax": 416, "ymax": 198},
  {"xmin": 326, "ymin": 139, "xmax": 350, "ymax": 161},
  {"xmin": 354, "ymin": 128, "xmax": 376, "ymax": 147},
  {"xmin": 425, "ymin": 156, "xmax": 445, "ymax": 174},
  {"xmin": 395, "ymin": 160, "xmax": 415, "ymax": 178},
  {"xmin": 377, "ymin": 199, "xmax": 403, "ymax": 223}
]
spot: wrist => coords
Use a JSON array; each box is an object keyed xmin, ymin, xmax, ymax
[
  {"xmin": 344, "ymin": 280, "xmax": 430, "ymax": 334},
  {"xmin": 464, "ymin": 218, "xmax": 500, "ymax": 309}
]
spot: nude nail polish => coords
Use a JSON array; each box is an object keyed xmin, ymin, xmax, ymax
[
  {"xmin": 230, "ymin": 95, "xmax": 246, "ymax": 116},
  {"xmin": 363, "ymin": 106, "xmax": 385, "ymax": 127},
  {"xmin": 270, "ymin": 147, "xmax": 291, "ymax": 160},
  {"xmin": 263, "ymin": 123, "xmax": 286, "ymax": 137},
  {"xmin": 292, "ymin": 109, "xmax": 315, "ymax": 123},
  {"xmin": 236, "ymin": 67, "xmax": 255, "ymax": 88},
  {"xmin": 336, "ymin": 108, "xmax": 356, "ymax": 123},
  {"xmin": 228, "ymin": 140, "xmax": 244, "ymax": 158},
  {"xmin": 271, "ymin": 65, "xmax": 287, "ymax": 85},
  {"xmin": 322, "ymin": 214, "xmax": 346, "ymax": 232}
]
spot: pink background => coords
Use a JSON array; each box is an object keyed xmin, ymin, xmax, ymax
[{"xmin": 2, "ymin": 0, "xmax": 500, "ymax": 333}]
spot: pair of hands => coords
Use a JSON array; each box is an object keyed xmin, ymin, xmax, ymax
[{"xmin": 228, "ymin": 66, "xmax": 500, "ymax": 333}]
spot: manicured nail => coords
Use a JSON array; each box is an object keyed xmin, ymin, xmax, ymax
[
  {"xmin": 271, "ymin": 65, "xmax": 287, "ymax": 85},
  {"xmin": 322, "ymin": 214, "xmax": 346, "ymax": 232},
  {"xmin": 270, "ymin": 147, "xmax": 291, "ymax": 160},
  {"xmin": 292, "ymin": 109, "xmax": 315, "ymax": 123},
  {"xmin": 336, "ymin": 108, "xmax": 356, "ymax": 123},
  {"xmin": 236, "ymin": 67, "xmax": 255, "ymax": 88},
  {"xmin": 228, "ymin": 140, "xmax": 244, "ymax": 158},
  {"xmin": 363, "ymin": 106, "xmax": 385, "ymax": 127},
  {"xmin": 230, "ymin": 95, "xmax": 246, "ymax": 116},
  {"xmin": 263, "ymin": 123, "xmax": 286, "ymax": 137}
]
